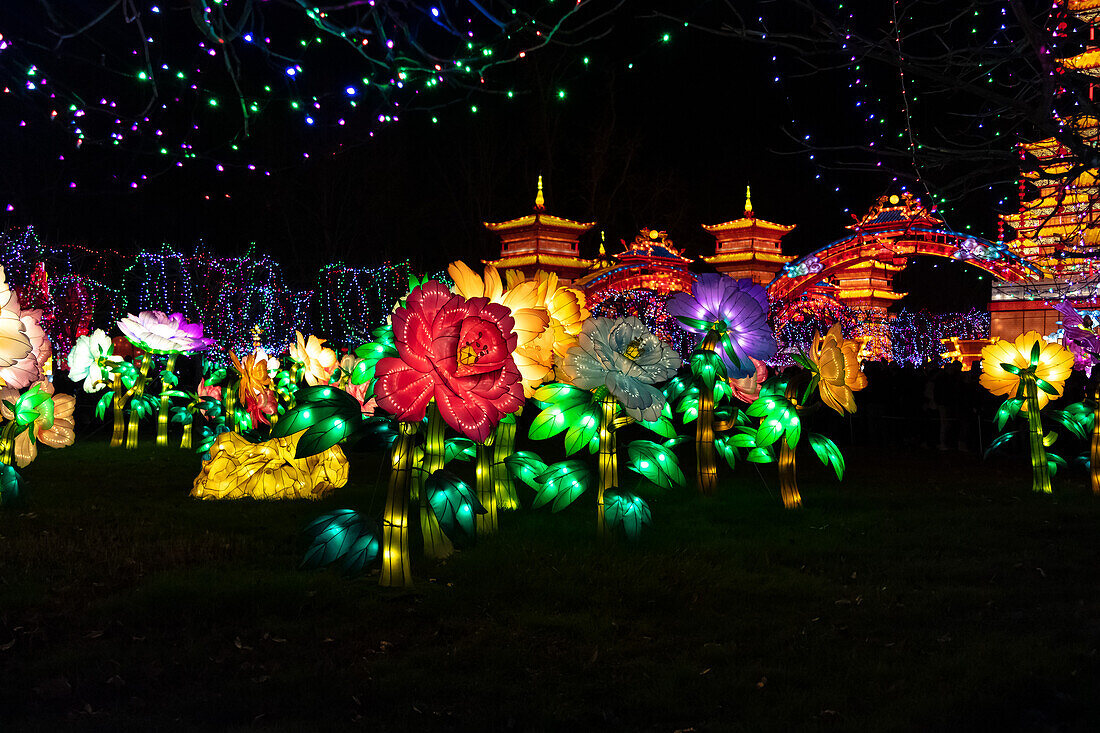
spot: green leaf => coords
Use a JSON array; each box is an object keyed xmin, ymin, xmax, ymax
[
  {"xmin": 204, "ymin": 367, "xmax": 228, "ymax": 386},
  {"xmin": 444, "ymin": 437, "xmax": 477, "ymax": 464},
  {"xmin": 426, "ymin": 469, "xmax": 485, "ymax": 540},
  {"xmin": 1047, "ymin": 453, "xmax": 1067, "ymax": 477},
  {"xmin": 791, "ymin": 353, "xmax": 815, "ymax": 371},
  {"xmin": 1035, "ymin": 377, "xmax": 1059, "ymax": 396},
  {"xmin": 603, "ymin": 489, "xmax": 652, "ymax": 541},
  {"xmin": 745, "ymin": 394, "xmax": 772, "ymax": 419},
  {"xmin": 675, "ymin": 315, "xmax": 712, "ymax": 332},
  {"xmin": 746, "ymin": 447, "xmax": 774, "ymax": 464},
  {"xmin": 1030, "ymin": 340, "xmax": 1041, "ymax": 367},
  {"xmin": 714, "ymin": 435, "xmax": 738, "ymax": 470},
  {"xmin": 0, "ymin": 464, "xmax": 23, "ymax": 507},
  {"xmin": 728, "ymin": 432, "xmax": 757, "ymax": 449},
  {"xmin": 996, "ymin": 398, "xmax": 1024, "ymax": 431},
  {"xmin": 95, "ymin": 391, "xmax": 113, "ymax": 421},
  {"xmin": 301, "ymin": 510, "xmax": 380, "ymax": 576},
  {"xmin": 690, "ymin": 348, "xmax": 726, "ymax": 391},
  {"xmin": 271, "ymin": 387, "xmax": 362, "ymax": 440},
  {"xmin": 294, "ymin": 414, "xmax": 359, "ymax": 459},
  {"xmin": 564, "ymin": 416, "xmax": 600, "ymax": 456},
  {"xmin": 350, "ymin": 341, "xmax": 397, "ymax": 385},
  {"xmin": 532, "ymin": 382, "xmax": 592, "ymax": 410},
  {"xmin": 1043, "ymin": 430, "xmax": 1058, "ymax": 448},
  {"xmin": 504, "ymin": 451, "xmax": 549, "ymax": 490},
  {"xmin": 713, "ymin": 379, "xmax": 733, "ymax": 404},
  {"xmin": 663, "ymin": 435, "xmax": 690, "ymax": 449},
  {"xmin": 638, "ymin": 403, "xmax": 677, "ymax": 439},
  {"xmin": 533, "ymin": 460, "xmax": 593, "ymax": 512},
  {"xmin": 999, "ymin": 362, "xmax": 1021, "ymax": 376},
  {"xmin": 626, "ymin": 440, "xmax": 686, "ymax": 491},
  {"xmin": 807, "ymin": 433, "xmax": 845, "ymax": 480},
  {"xmin": 530, "ymin": 398, "xmax": 597, "ymax": 443},
  {"xmin": 159, "ymin": 369, "xmax": 178, "ymax": 387},
  {"xmin": 983, "ymin": 430, "xmax": 1019, "ymax": 459}
]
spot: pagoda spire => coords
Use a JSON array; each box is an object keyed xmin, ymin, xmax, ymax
[
  {"xmin": 744, "ymin": 184, "xmax": 753, "ymax": 218},
  {"xmin": 534, "ymin": 175, "xmax": 545, "ymax": 210}
]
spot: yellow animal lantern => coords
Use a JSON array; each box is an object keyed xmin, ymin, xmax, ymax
[{"xmin": 191, "ymin": 431, "xmax": 349, "ymax": 500}]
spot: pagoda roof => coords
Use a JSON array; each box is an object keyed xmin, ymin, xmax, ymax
[
  {"xmin": 484, "ymin": 212, "xmax": 596, "ymax": 232},
  {"xmin": 702, "ymin": 217, "xmax": 795, "ymax": 234},
  {"xmin": 1061, "ymin": 0, "xmax": 1100, "ymax": 22},
  {"xmin": 1061, "ymin": 48, "xmax": 1100, "ymax": 76},
  {"xmin": 848, "ymin": 192, "xmax": 942, "ymax": 231},
  {"xmin": 484, "ymin": 252, "xmax": 595, "ymax": 270},
  {"xmin": 615, "ymin": 228, "xmax": 694, "ymax": 263},
  {"xmin": 701, "ymin": 251, "xmax": 794, "ymax": 265}
]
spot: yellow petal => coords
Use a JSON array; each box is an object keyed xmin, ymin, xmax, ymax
[{"xmin": 447, "ymin": 260, "xmax": 485, "ymax": 299}]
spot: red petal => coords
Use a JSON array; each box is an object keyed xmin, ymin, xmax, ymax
[
  {"xmin": 434, "ymin": 384, "xmax": 494, "ymax": 443},
  {"xmin": 374, "ymin": 358, "xmax": 435, "ymax": 421}
]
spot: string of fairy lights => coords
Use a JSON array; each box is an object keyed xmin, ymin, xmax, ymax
[
  {"xmin": 0, "ymin": 1, "xmax": 632, "ymax": 196},
  {"xmin": 751, "ymin": 1, "xmax": 1070, "ymax": 237}
]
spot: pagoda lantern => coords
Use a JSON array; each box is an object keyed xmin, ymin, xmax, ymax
[{"xmin": 483, "ymin": 177, "xmax": 596, "ymax": 284}]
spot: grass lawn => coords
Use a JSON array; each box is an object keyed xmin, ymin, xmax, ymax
[{"xmin": 2, "ymin": 436, "xmax": 1100, "ymax": 731}]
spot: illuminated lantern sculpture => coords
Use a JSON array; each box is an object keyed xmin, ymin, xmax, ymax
[
  {"xmin": 1050, "ymin": 302, "xmax": 1100, "ymax": 494},
  {"xmin": 980, "ymin": 332, "xmax": 1074, "ymax": 494},
  {"xmin": 117, "ymin": 310, "xmax": 215, "ymax": 448},
  {"xmin": 738, "ymin": 325, "xmax": 866, "ymax": 509},
  {"xmin": 513, "ymin": 316, "xmax": 682, "ymax": 541},
  {"xmin": 448, "ymin": 261, "xmax": 591, "ymax": 534},
  {"xmin": 288, "ymin": 330, "xmax": 339, "ymax": 387},
  {"xmin": 0, "ymin": 382, "xmax": 76, "ymax": 469},
  {"xmin": 372, "ymin": 280, "xmax": 523, "ymax": 584},
  {"xmin": 0, "ymin": 266, "xmax": 32, "ymax": 370},
  {"xmin": 190, "ymin": 430, "xmax": 349, "ymax": 500},
  {"xmin": 667, "ymin": 274, "xmax": 777, "ymax": 494}
]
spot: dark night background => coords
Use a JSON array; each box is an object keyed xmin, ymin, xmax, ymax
[{"xmin": 0, "ymin": 2, "xmax": 1006, "ymax": 311}]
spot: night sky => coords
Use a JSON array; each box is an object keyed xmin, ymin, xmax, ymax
[{"xmin": 0, "ymin": 1, "xmax": 1004, "ymax": 310}]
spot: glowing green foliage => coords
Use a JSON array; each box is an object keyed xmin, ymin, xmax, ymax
[
  {"xmin": 533, "ymin": 460, "xmax": 593, "ymax": 512},
  {"xmin": 996, "ymin": 398, "xmax": 1024, "ymax": 431},
  {"xmin": 714, "ymin": 434, "xmax": 738, "ymax": 470},
  {"xmin": 270, "ymin": 385, "xmax": 363, "ymax": 457},
  {"xmin": 301, "ymin": 510, "xmax": 380, "ymax": 576},
  {"xmin": 294, "ymin": 414, "xmax": 358, "ymax": 459},
  {"xmin": 746, "ymin": 447, "xmax": 775, "ymax": 464},
  {"xmin": 504, "ymin": 451, "xmax": 549, "ymax": 490},
  {"xmin": 444, "ymin": 437, "xmax": 476, "ymax": 463},
  {"xmin": 603, "ymin": 489, "xmax": 652, "ymax": 541},
  {"xmin": 159, "ymin": 369, "xmax": 179, "ymax": 387},
  {"xmin": 626, "ymin": 439, "xmax": 685, "ymax": 491},
  {"xmin": 94, "ymin": 391, "xmax": 113, "ymax": 420},
  {"xmin": 426, "ymin": 469, "xmax": 485, "ymax": 539},
  {"xmin": 807, "ymin": 433, "xmax": 845, "ymax": 480},
  {"xmin": 351, "ymin": 339, "xmax": 397, "ymax": 387},
  {"xmin": 1048, "ymin": 453, "xmax": 1067, "ymax": 477},
  {"xmin": 358, "ymin": 416, "xmax": 398, "ymax": 450},
  {"xmin": 1047, "ymin": 402, "xmax": 1092, "ymax": 440},
  {"xmin": 674, "ymin": 385, "xmax": 700, "ymax": 424},
  {"xmin": 639, "ymin": 403, "xmax": 677, "ymax": 439},
  {"xmin": 0, "ymin": 464, "xmax": 22, "ymax": 507},
  {"xmin": 690, "ymin": 348, "xmax": 726, "ymax": 391},
  {"xmin": 984, "ymin": 430, "xmax": 1019, "ymax": 458},
  {"xmin": 529, "ymin": 383, "xmax": 599, "ymax": 453}
]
